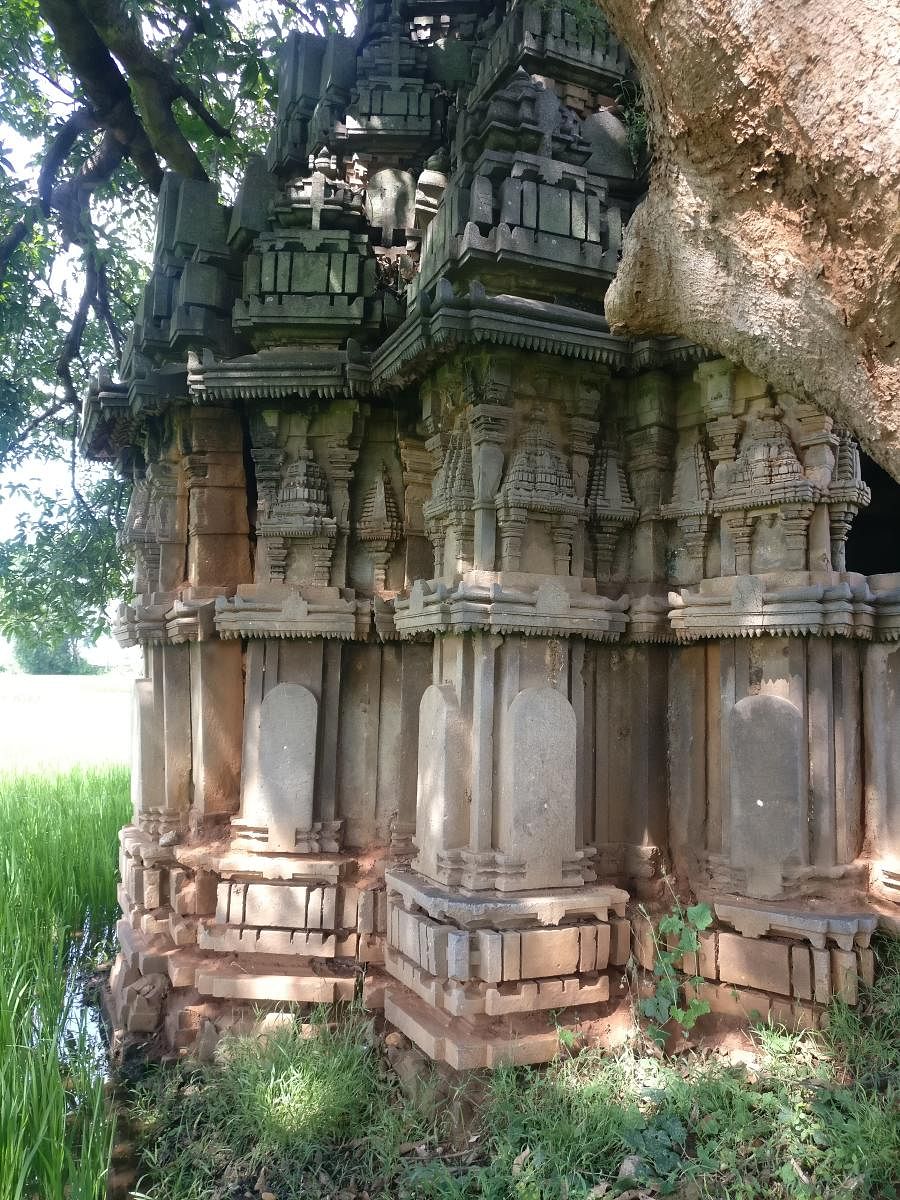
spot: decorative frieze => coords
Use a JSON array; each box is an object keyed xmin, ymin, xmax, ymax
[{"xmin": 84, "ymin": 0, "xmax": 899, "ymax": 1064}]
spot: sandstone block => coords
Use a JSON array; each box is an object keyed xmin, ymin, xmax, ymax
[
  {"xmin": 358, "ymin": 933, "xmax": 383, "ymax": 964},
  {"xmin": 632, "ymin": 912, "xmax": 656, "ymax": 971},
  {"xmin": 166, "ymin": 949, "xmax": 204, "ymax": 989},
  {"xmin": 414, "ymin": 684, "xmax": 467, "ymax": 880},
  {"xmin": 792, "ymin": 1003, "xmax": 821, "ymax": 1031},
  {"xmin": 243, "ymin": 882, "xmax": 334, "ymax": 929},
  {"xmin": 690, "ymin": 981, "xmax": 771, "ymax": 1022},
  {"xmin": 497, "ymin": 687, "xmax": 578, "ymax": 890},
  {"xmin": 196, "ymin": 965, "xmax": 356, "ymax": 1003},
  {"xmin": 830, "ymin": 949, "xmax": 859, "ymax": 1005},
  {"xmin": 579, "ymin": 926, "xmax": 597, "ymax": 972},
  {"xmin": 215, "ymin": 882, "xmax": 234, "ymax": 925},
  {"xmin": 475, "ymin": 929, "xmax": 503, "ymax": 983},
  {"xmin": 717, "ymin": 933, "xmax": 791, "ymax": 995},
  {"xmin": 769, "ymin": 996, "xmax": 796, "ymax": 1027},
  {"xmin": 790, "ymin": 944, "xmax": 812, "ymax": 1001},
  {"xmin": 857, "ymin": 947, "xmax": 875, "ymax": 988},
  {"xmin": 520, "ymin": 927, "xmax": 580, "ymax": 978},
  {"xmin": 502, "ymin": 931, "xmax": 521, "ymax": 980},
  {"xmin": 195, "ymin": 871, "xmax": 218, "ymax": 915},
  {"xmin": 169, "ymin": 915, "xmax": 197, "ymax": 947},
  {"xmin": 609, "ymin": 916, "xmax": 631, "ymax": 966},
  {"xmin": 698, "ymin": 930, "xmax": 717, "ymax": 979},
  {"xmin": 730, "ymin": 694, "xmax": 804, "ymax": 899},
  {"xmin": 811, "ymin": 948, "xmax": 831, "ymax": 1004}
]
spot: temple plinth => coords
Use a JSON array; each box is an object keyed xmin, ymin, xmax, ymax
[{"xmin": 82, "ymin": 0, "xmax": 900, "ymax": 1065}]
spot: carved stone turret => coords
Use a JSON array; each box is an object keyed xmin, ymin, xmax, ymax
[{"xmin": 82, "ymin": 0, "xmax": 899, "ymax": 1066}]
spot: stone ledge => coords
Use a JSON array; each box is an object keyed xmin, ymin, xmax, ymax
[
  {"xmin": 195, "ymin": 960, "xmax": 360, "ymax": 1004},
  {"xmin": 386, "ymin": 869, "xmax": 628, "ymax": 928},
  {"xmin": 711, "ymin": 896, "xmax": 878, "ymax": 950},
  {"xmin": 385, "ymin": 984, "xmax": 603, "ymax": 1069},
  {"xmin": 385, "ymin": 945, "xmax": 611, "ymax": 1018}
]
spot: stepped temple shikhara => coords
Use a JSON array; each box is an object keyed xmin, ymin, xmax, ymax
[{"xmin": 82, "ymin": 0, "xmax": 900, "ymax": 1066}]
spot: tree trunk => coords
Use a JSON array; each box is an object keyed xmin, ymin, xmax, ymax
[{"xmin": 600, "ymin": 0, "xmax": 900, "ymax": 478}]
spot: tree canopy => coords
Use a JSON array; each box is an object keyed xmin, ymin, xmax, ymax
[{"xmin": 0, "ymin": 0, "xmax": 355, "ymax": 644}]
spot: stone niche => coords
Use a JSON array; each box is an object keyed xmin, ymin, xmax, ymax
[{"xmin": 84, "ymin": 0, "xmax": 900, "ymax": 1066}]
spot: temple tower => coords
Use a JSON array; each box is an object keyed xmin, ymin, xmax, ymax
[{"xmin": 82, "ymin": 0, "xmax": 900, "ymax": 1063}]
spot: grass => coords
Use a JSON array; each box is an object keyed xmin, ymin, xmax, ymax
[
  {"xmin": 0, "ymin": 765, "xmax": 131, "ymax": 1200},
  {"xmin": 2, "ymin": 762, "xmax": 896, "ymax": 1200},
  {"xmin": 127, "ymin": 939, "xmax": 900, "ymax": 1200}
]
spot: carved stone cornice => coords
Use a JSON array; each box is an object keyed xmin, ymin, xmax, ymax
[
  {"xmin": 393, "ymin": 575, "xmax": 629, "ymax": 640},
  {"xmin": 215, "ymin": 584, "xmax": 371, "ymax": 639},
  {"xmin": 668, "ymin": 573, "xmax": 877, "ymax": 641}
]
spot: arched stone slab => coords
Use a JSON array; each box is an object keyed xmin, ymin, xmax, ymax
[
  {"xmin": 255, "ymin": 682, "xmax": 318, "ymax": 852},
  {"xmin": 498, "ymin": 686, "xmax": 577, "ymax": 890},
  {"xmin": 730, "ymin": 693, "xmax": 805, "ymax": 898}
]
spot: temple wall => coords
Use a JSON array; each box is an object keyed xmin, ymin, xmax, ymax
[{"xmin": 83, "ymin": 0, "xmax": 900, "ymax": 1064}]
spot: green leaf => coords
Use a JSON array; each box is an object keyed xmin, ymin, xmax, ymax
[{"xmin": 686, "ymin": 903, "xmax": 714, "ymax": 930}]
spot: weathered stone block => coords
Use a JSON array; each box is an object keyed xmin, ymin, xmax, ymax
[
  {"xmin": 414, "ymin": 684, "xmax": 467, "ymax": 881},
  {"xmin": 830, "ymin": 949, "xmax": 858, "ymax": 1005},
  {"xmin": 609, "ymin": 916, "xmax": 631, "ymax": 966},
  {"xmin": 689, "ymin": 981, "xmax": 771, "ymax": 1022},
  {"xmin": 857, "ymin": 947, "xmax": 875, "ymax": 988},
  {"xmin": 812, "ymin": 948, "xmax": 831, "ymax": 1004},
  {"xmin": 698, "ymin": 930, "xmax": 717, "ymax": 980},
  {"xmin": 519, "ymin": 927, "xmax": 580, "ymax": 978},
  {"xmin": 497, "ymin": 687, "xmax": 578, "ymax": 890},
  {"xmin": 790, "ymin": 944, "xmax": 813, "ymax": 1001},
  {"xmin": 718, "ymin": 933, "xmax": 791, "ymax": 995}
]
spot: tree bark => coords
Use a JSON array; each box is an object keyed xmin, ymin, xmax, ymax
[
  {"xmin": 600, "ymin": 0, "xmax": 900, "ymax": 479},
  {"xmin": 38, "ymin": 0, "xmax": 164, "ymax": 191}
]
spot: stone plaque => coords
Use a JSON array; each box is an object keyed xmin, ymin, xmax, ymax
[
  {"xmin": 730, "ymin": 694, "xmax": 805, "ymax": 898},
  {"xmin": 256, "ymin": 682, "xmax": 318, "ymax": 852}
]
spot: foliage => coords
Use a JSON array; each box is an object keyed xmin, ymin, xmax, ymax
[
  {"xmin": 12, "ymin": 634, "xmax": 101, "ymax": 673},
  {"xmin": 127, "ymin": 953, "xmax": 900, "ymax": 1200},
  {"xmin": 0, "ymin": 766, "xmax": 130, "ymax": 1200},
  {"xmin": 637, "ymin": 899, "xmax": 713, "ymax": 1045},
  {"xmin": 616, "ymin": 78, "xmax": 649, "ymax": 166},
  {"xmin": 0, "ymin": 0, "xmax": 356, "ymax": 642},
  {"xmin": 0, "ymin": 472, "xmax": 130, "ymax": 644},
  {"xmin": 540, "ymin": 0, "xmax": 609, "ymax": 42},
  {"xmin": 126, "ymin": 1007, "xmax": 437, "ymax": 1197}
]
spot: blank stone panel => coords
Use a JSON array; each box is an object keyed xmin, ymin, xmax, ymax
[{"xmin": 730, "ymin": 694, "xmax": 805, "ymax": 898}]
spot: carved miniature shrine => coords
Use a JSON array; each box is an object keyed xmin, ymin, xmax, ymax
[{"xmin": 82, "ymin": 0, "xmax": 900, "ymax": 1067}]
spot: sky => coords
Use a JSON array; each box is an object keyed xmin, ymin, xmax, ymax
[{"xmin": 1, "ymin": 3, "xmax": 359, "ymax": 663}]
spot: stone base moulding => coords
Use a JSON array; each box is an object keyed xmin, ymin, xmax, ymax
[{"xmin": 85, "ymin": 0, "xmax": 900, "ymax": 1065}]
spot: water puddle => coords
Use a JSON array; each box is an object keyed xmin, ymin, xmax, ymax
[{"xmin": 58, "ymin": 918, "xmax": 116, "ymax": 1078}]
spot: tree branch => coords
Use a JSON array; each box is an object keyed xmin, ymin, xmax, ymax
[
  {"xmin": 38, "ymin": 0, "xmax": 164, "ymax": 192},
  {"xmin": 0, "ymin": 209, "xmax": 36, "ymax": 282},
  {"xmin": 93, "ymin": 261, "xmax": 123, "ymax": 360},
  {"xmin": 6, "ymin": 399, "xmax": 71, "ymax": 453},
  {"xmin": 56, "ymin": 251, "xmax": 98, "ymax": 414},
  {"xmin": 177, "ymin": 83, "xmax": 231, "ymax": 139},
  {"xmin": 80, "ymin": 0, "xmax": 216, "ymax": 179},
  {"xmin": 38, "ymin": 108, "xmax": 98, "ymax": 215},
  {"xmin": 48, "ymin": 128, "xmax": 126, "ymax": 248}
]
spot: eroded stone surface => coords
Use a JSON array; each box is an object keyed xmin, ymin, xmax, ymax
[{"xmin": 84, "ymin": 0, "xmax": 899, "ymax": 1063}]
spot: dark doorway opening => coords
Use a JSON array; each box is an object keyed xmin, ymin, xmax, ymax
[{"xmin": 844, "ymin": 451, "xmax": 900, "ymax": 575}]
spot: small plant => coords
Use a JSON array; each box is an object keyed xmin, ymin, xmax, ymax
[
  {"xmin": 539, "ymin": 0, "xmax": 610, "ymax": 44},
  {"xmin": 615, "ymin": 79, "xmax": 650, "ymax": 166},
  {"xmin": 637, "ymin": 899, "xmax": 713, "ymax": 1046},
  {"xmin": 549, "ymin": 1009, "xmax": 583, "ymax": 1055}
]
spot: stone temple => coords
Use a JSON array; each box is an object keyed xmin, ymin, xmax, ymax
[{"xmin": 82, "ymin": 0, "xmax": 900, "ymax": 1067}]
